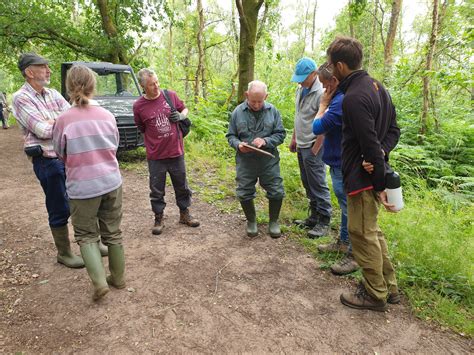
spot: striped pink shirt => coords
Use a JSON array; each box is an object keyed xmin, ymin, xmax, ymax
[
  {"xmin": 12, "ymin": 82, "xmax": 70, "ymax": 158},
  {"xmin": 53, "ymin": 101, "xmax": 122, "ymax": 199}
]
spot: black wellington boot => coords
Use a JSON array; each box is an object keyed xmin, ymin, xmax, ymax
[
  {"xmin": 268, "ymin": 199, "xmax": 283, "ymax": 238},
  {"xmin": 240, "ymin": 199, "xmax": 258, "ymax": 237}
]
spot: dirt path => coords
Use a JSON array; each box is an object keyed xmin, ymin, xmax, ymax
[{"xmin": 0, "ymin": 125, "xmax": 471, "ymax": 353}]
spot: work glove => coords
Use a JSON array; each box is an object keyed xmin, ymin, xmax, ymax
[{"xmin": 169, "ymin": 111, "xmax": 186, "ymax": 122}]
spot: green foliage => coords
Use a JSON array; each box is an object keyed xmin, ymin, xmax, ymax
[
  {"xmin": 380, "ymin": 187, "xmax": 473, "ymax": 335},
  {"xmin": 0, "ymin": 0, "xmax": 163, "ymax": 65}
]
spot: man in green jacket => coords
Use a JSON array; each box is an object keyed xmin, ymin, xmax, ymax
[{"xmin": 226, "ymin": 80, "xmax": 286, "ymax": 238}]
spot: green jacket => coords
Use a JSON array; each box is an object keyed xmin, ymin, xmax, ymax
[{"xmin": 226, "ymin": 100, "xmax": 286, "ymax": 153}]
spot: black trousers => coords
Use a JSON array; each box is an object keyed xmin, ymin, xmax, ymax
[{"xmin": 147, "ymin": 155, "xmax": 192, "ymax": 215}]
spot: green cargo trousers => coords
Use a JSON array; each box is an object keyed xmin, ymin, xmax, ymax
[
  {"xmin": 69, "ymin": 186, "xmax": 123, "ymax": 246},
  {"xmin": 347, "ymin": 190, "xmax": 398, "ymax": 300}
]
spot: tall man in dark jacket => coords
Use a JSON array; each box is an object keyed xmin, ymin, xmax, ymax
[{"xmin": 326, "ymin": 37, "xmax": 401, "ymax": 312}]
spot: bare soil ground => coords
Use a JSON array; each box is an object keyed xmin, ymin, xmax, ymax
[{"xmin": 0, "ymin": 125, "xmax": 472, "ymax": 353}]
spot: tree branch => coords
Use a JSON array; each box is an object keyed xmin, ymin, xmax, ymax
[
  {"xmin": 235, "ymin": 0, "xmax": 250, "ymax": 33},
  {"xmin": 256, "ymin": 1, "xmax": 269, "ymax": 43},
  {"xmin": 205, "ymin": 38, "xmax": 229, "ymax": 50}
]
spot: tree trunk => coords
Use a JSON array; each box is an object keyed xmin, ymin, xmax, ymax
[
  {"xmin": 368, "ymin": 0, "xmax": 378, "ymax": 74},
  {"xmin": 168, "ymin": 24, "xmax": 174, "ymax": 86},
  {"xmin": 194, "ymin": 0, "xmax": 206, "ymax": 102},
  {"xmin": 421, "ymin": 0, "xmax": 440, "ymax": 136},
  {"xmin": 96, "ymin": 0, "xmax": 126, "ymax": 64},
  {"xmin": 184, "ymin": 29, "xmax": 192, "ymax": 103},
  {"xmin": 383, "ymin": 0, "xmax": 402, "ymax": 81},
  {"xmin": 236, "ymin": 0, "xmax": 264, "ymax": 103},
  {"xmin": 311, "ymin": 0, "xmax": 317, "ymax": 52},
  {"xmin": 168, "ymin": 0, "xmax": 174, "ymax": 87},
  {"xmin": 301, "ymin": 0, "xmax": 310, "ymax": 55}
]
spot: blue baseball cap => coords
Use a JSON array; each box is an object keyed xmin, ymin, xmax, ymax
[{"xmin": 291, "ymin": 57, "xmax": 317, "ymax": 83}]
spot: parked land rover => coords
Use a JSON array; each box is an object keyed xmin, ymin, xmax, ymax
[{"xmin": 61, "ymin": 61, "xmax": 143, "ymax": 150}]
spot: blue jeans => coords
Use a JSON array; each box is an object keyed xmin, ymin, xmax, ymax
[
  {"xmin": 329, "ymin": 166, "xmax": 350, "ymax": 250},
  {"xmin": 32, "ymin": 157, "xmax": 70, "ymax": 228},
  {"xmin": 297, "ymin": 147, "xmax": 332, "ymax": 217}
]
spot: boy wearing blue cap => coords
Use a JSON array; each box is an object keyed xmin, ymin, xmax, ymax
[{"xmin": 290, "ymin": 57, "xmax": 332, "ymax": 239}]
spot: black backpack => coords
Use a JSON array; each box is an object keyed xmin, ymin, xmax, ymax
[{"xmin": 162, "ymin": 89, "xmax": 192, "ymax": 138}]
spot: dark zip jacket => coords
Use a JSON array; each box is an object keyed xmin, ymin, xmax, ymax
[{"xmin": 338, "ymin": 70, "xmax": 400, "ymax": 194}]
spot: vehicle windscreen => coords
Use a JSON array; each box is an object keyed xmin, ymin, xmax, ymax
[{"xmin": 95, "ymin": 71, "xmax": 140, "ymax": 97}]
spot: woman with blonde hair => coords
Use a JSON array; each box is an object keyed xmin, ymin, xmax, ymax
[{"xmin": 53, "ymin": 64, "xmax": 125, "ymax": 301}]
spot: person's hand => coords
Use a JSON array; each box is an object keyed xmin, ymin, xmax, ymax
[
  {"xmin": 377, "ymin": 191, "xmax": 397, "ymax": 212},
  {"xmin": 320, "ymin": 87, "xmax": 334, "ymax": 108},
  {"xmin": 252, "ymin": 137, "xmax": 266, "ymax": 148},
  {"xmin": 362, "ymin": 160, "xmax": 374, "ymax": 174},
  {"xmin": 320, "ymin": 80, "xmax": 338, "ymax": 107},
  {"xmin": 169, "ymin": 111, "xmax": 186, "ymax": 122},
  {"xmin": 289, "ymin": 138, "xmax": 297, "ymax": 153},
  {"xmin": 238, "ymin": 142, "xmax": 253, "ymax": 153}
]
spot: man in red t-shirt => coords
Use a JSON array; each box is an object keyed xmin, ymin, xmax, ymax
[{"xmin": 133, "ymin": 68, "xmax": 199, "ymax": 235}]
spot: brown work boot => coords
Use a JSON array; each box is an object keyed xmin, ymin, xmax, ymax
[
  {"xmin": 152, "ymin": 213, "xmax": 164, "ymax": 235},
  {"xmin": 330, "ymin": 253, "xmax": 359, "ymax": 275},
  {"xmin": 340, "ymin": 283, "xmax": 388, "ymax": 312},
  {"xmin": 179, "ymin": 209, "xmax": 200, "ymax": 227},
  {"xmin": 318, "ymin": 240, "xmax": 349, "ymax": 253},
  {"xmin": 387, "ymin": 291, "xmax": 401, "ymax": 304}
]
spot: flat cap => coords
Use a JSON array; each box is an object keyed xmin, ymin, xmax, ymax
[{"xmin": 18, "ymin": 52, "xmax": 49, "ymax": 72}]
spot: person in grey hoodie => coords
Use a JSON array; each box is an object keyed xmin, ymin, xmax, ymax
[{"xmin": 290, "ymin": 57, "xmax": 332, "ymax": 238}]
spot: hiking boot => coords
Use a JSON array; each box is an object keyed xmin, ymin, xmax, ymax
[
  {"xmin": 307, "ymin": 214, "xmax": 330, "ymax": 239},
  {"xmin": 330, "ymin": 254, "xmax": 359, "ymax": 275},
  {"xmin": 318, "ymin": 240, "xmax": 349, "ymax": 253},
  {"xmin": 387, "ymin": 291, "xmax": 401, "ymax": 304},
  {"xmin": 179, "ymin": 208, "xmax": 200, "ymax": 227},
  {"xmin": 340, "ymin": 283, "xmax": 388, "ymax": 312},
  {"xmin": 294, "ymin": 208, "xmax": 318, "ymax": 229},
  {"xmin": 152, "ymin": 213, "xmax": 164, "ymax": 235}
]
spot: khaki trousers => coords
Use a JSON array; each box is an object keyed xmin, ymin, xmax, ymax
[
  {"xmin": 69, "ymin": 186, "xmax": 123, "ymax": 246},
  {"xmin": 347, "ymin": 190, "xmax": 398, "ymax": 300}
]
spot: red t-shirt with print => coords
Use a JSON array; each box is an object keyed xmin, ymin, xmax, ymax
[{"xmin": 133, "ymin": 90, "xmax": 186, "ymax": 160}]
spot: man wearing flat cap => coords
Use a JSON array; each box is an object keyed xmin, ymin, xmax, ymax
[
  {"xmin": 289, "ymin": 57, "xmax": 332, "ymax": 239},
  {"xmin": 12, "ymin": 52, "xmax": 84, "ymax": 268}
]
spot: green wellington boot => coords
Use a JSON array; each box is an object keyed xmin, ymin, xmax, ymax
[
  {"xmin": 98, "ymin": 240, "xmax": 108, "ymax": 257},
  {"xmin": 240, "ymin": 199, "xmax": 258, "ymax": 237},
  {"xmin": 106, "ymin": 244, "xmax": 126, "ymax": 289},
  {"xmin": 50, "ymin": 226, "xmax": 84, "ymax": 268},
  {"xmin": 268, "ymin": 199, "xmax": 283, "ymax": 238},
  {"xmin": 80, "ymin": 243, "xmax": 109, "ymax": 301}
]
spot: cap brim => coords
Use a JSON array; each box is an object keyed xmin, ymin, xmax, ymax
[{"xmin": 291, "ymin": 73, "xmax": 309, "ymax": 83}]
